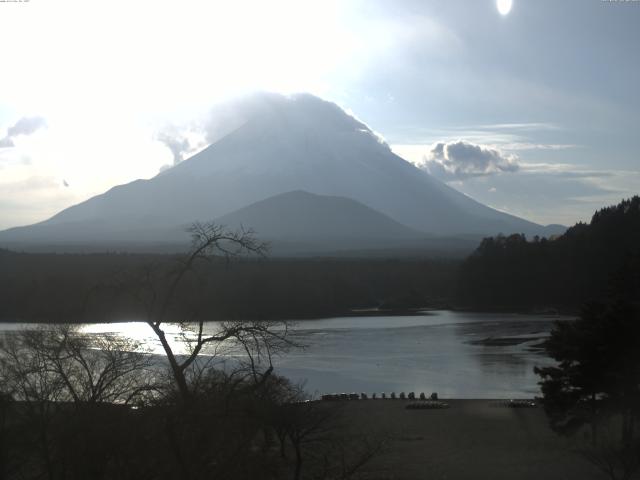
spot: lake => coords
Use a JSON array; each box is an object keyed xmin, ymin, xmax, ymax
[
  {"xmin": 0, "ymin": 310, "xmax": 570, "ymax": 399},
  {"xmin": 272, "ymin": 310, "xmax": 565, "ymax": 398}
]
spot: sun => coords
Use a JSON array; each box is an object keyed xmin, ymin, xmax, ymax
[{"xmin": 497, "ymin": 0, "xmax": 513, "ymax": 15}]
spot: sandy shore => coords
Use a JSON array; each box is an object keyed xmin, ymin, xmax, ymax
[{"xmin": 335, "ymin": 399, "xmax": 602, "ymax": 480}]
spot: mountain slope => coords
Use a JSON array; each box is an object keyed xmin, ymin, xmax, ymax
[{"xmin": 0, "ymin": 93, "xmax": 559, "ymax": 251}]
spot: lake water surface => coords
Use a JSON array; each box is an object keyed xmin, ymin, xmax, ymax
[
  {"xmin": 272, "ymin": 310, "xmax": 565, "ymax": 398},
  {"xmin": 1, "ymin": 310, "xmax": 571, "ymax": 398}
]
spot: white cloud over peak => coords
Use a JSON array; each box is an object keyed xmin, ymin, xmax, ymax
[{"xmin": 419, "ymin": 140, "xmax": 519, "ymax": 180}]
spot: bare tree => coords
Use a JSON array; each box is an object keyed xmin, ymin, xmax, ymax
[
  {"xmin": 0, "ymin": 325, "xmax": 155, "ymax": 480},
  {"xmin": 114, "ymin": 221, "xmax": 296, "ymax": 403},
  {"xmin": 1, "ymin": 325, "xmax": 155, "ymax": 406}
]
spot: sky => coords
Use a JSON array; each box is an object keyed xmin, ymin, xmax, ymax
[{"xmin": 0, "ymin": 0, "xmax": 638, "ymax": 230}]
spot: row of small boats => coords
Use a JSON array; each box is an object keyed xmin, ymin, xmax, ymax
[
  {"xmin": 319, "ymin": 393, "xmax": 538, "ymax": 409},
  {"xmin": 321, "ymin": 392, "xmax": 438, "ymax": 401}
]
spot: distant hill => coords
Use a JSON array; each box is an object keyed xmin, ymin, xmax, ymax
[
  {"xmin": 0, "ymin": 93, "xmax": 562, "ymax": 254},
  {"xmin": 215, "ymin": 190, "xmax": 433, "ymax": 254},
  {"xmin": 217, "ymin": 190, "xmax": 422, "ymax": 240},
  {"xmin": 457, "ymin": 196, "xmax": 640, "ymax": 310}
]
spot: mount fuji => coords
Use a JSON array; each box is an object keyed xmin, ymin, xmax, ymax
[{"xmin": 0, "ymin": 93, "xmax": 563, "ymax": 255}]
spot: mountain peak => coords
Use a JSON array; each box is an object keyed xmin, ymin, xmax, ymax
[
  {"xmin": 197, "ymin": 92, "xmax": 385, "ymax": 154},
  {"xmin": 231, "ymin": 92, "xmax": 373, "ymax": 134},
  {"xmin": 167, "ymin": 91, "xmax": 390, "ymax": 179}
]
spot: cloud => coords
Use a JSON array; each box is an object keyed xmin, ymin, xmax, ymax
[
  {"xmin": 156, "ymin": 92, "xmax": 388, "ymax": 174},
  {"xmin": 156, "ymin": 130, "xmax": 191, "ymax": 166},
  {"xmin": 421, "ymin": 155, "xmax": 640, "ymax": 226},
  {"xmin": 421, "ymin": 140, "xmax": 520, "ymax": 180},
  {"xmin": 7, "ymin": 117, "xmax": 47, "ymax": 137},
  {"xmin": 201, "ymin": 96, "xmax": 256, "ymax": 145},
  {"xmin": 387, "ymin": 120, "xmax": 580, "ymax": 152},
  {"xmin": 200, "ymin": 92, "xmax": 386, "ymax": 144},
  {"xmin": 519, "ymin": 162, "xmax": 614, "ymax": 178},
  {"xmin": 500, "ymin": 143, "xmax": 578, "ymax": 151},
  {"xmin": 154, "ymin": 93, "xmax": 288, "ymax": 171},
  {"xmin": 154, "ymin": 98, "xmax": 252, "ymax": 172},
  {"xmin": 0, "ymin": 116, "xmax": 47, "ymax": 148},
  {"xmin": 479, "ymin": 122, "xmax": 560, "ymax": 131},
  {"xmin": 155, "ymin": 125, "xmax": 207, "ymax": 172}
]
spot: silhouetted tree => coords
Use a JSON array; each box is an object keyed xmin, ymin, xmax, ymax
[
  {"xmin": 113, "ymin": 221, "xmax": 296, "ymax": 403},
  {"xmin": 535, "ymin": 301, "xmax": 640, "ymax": 479}
]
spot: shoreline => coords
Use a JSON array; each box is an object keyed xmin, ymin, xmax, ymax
[{"xmin": 0, "ymin": 305, "xmax": 579, "ymax": 325}]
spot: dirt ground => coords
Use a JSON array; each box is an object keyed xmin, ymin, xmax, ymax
[{"xmin": 336, "ymin": 399, "xmax": 604, "ymax": 480}]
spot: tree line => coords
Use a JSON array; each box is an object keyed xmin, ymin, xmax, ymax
[
  {"xmin": 457, "ymin": 196, "xmax": 640, "ymax": 310},
  {"xmin": 505, "ymin": 197, "xmax": 640, "ymax": 479},
  {"xmin": 0, "ymin": 250, "xmax": 457, "ymax": 324}
]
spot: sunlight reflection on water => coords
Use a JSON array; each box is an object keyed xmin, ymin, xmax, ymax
[{"xmin": 2, "ymin": 310, "xmax": 570, "ymax": 398}]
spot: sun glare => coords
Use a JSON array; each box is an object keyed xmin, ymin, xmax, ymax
[
  {"xmin": 497, "ymin": 0, "xmax": 513, "ymax": 15},
  {"xmin": 0, "ymin": 0, "xmax": 363, "ymax": 117},
  {"xmin": 0, "ymin": 0, "xmax": 372, "ymax": 204}
]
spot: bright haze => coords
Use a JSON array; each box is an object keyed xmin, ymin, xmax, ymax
[{"xmin": 0, "ymin": 0, "xmax": 638, "ymax": 231}]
